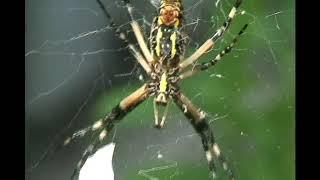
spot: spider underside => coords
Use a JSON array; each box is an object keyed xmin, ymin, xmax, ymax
[{"xmin": 29, "ymin": 0, "xmax": 249, "ymax": 180}]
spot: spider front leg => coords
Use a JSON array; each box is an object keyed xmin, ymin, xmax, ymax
[
  {"xmin": 70, "ymin": 84, "xmax": 150, "ymax": 180},
  {"xmin": 180, "ymin": 24, "xmax": 248, "ymax": 80},
  {"xmin": 122, "ymin": 0, "xmax": 155, "ymax": 63},
  {"xmin": 96, "ymin": 0, "xmax": 152, "ymax": 74},
  {"xmin": 179, "ymin": 0, "xmax": 243, "ymax": 71},
  {"xmin": 173, "ymin": 92, "xmax": 234, "ymax": 180}
]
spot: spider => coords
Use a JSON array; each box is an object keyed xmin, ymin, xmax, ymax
[{"xmin": 30, "ymin": 0, "xmax": 248, "ymax": 179}]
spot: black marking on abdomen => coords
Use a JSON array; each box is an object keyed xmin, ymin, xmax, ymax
[{"xmin": 150, "ymin": 23, "xmax": 185, "ymax": 67}]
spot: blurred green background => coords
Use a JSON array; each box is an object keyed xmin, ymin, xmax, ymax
[{"xmin": 26, "ymin": 0, "xmax": 294, "ymax": 180}]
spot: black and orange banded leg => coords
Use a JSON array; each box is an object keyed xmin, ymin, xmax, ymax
[
  {"xmin": 211, "ymin": 0, "xmax": 243, "ymax": 41},
  {"xmin": 179, "ymin": 0, "xmax": 243, "ymax": 71},
  {"xmin": 70, "ymin": 84, "xmax": 150, "ymax": 180},
  {"xmin": 200, "ymin": 24, "xmax": 247, "ymax": 71},
  {"xmin": 173, "ymin": 92, "xmax": 234, "ymax": 180},
  {"xmin": 179, "ymin": 24, "xmax": 248, "ymax": 80}
]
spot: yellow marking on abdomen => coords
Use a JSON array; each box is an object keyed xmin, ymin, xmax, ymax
[
  {"xmin": 170, "ymin": 20, "xmax": 180, "ymax": 59},
  {"xmin": 156, "ymin": 27, "xmax": 163, "ymax": 57},
  {"xmin": 159, "ymin": 73, "xmax": 167, "ymax": 93},
  {"xmin": 170, "ymin": 32, "xmax": 177, "ymax": 58}
]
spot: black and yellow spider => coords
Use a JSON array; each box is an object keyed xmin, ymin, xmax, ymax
[{"xmin": 59, "ymin": 0, "xmax": 248, "ymax": 179}]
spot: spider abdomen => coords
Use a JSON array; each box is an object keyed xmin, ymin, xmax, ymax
[
  {"xmin": 150, "ymin": 24, "xmax": 185, "ymax": 67},
  {"xmin": 149, "ymin": 1, "xmax": 185, "ymax": 68}
]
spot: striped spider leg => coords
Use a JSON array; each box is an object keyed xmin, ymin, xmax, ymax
[
  {"xmin": 179, "ymin": 0, "xmax": 243, "ymax": 71},
  {"xmin": 173, "ymin": 92, "xmax": 234, "ymax": 180},
  {"xmin": 96, "ymin": 0, "xmax": 152, "ymax": 74},
  {"xmin": 26, "ymin": 86, "xmax": 151, "ymax": 180},
  {"xmin": 172, "ymin": 0, "xmax": 246, "ymax": 179},
  {"xmin": 180, "ymin": 24, "xmax": 248, "ymax": 80},
  {"xmin": 70, "ymin": 84, "xmax": 150, "ymax": 180}
]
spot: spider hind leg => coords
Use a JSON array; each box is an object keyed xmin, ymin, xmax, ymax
[
  {"xmin": 70, "ymin": 84, "xmax": 149, "ymax": 179},
  {"xmin": 173, "ymin": 92, "xmax": 235, "ymax": 180}
]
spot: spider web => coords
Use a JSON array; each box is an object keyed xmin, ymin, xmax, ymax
[{"xmin": 25, "ymin": 0, "xmax": 295, "ymax": 180}]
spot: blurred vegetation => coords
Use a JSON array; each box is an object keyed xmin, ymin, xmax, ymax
[{"xmin": 90, "ymin": 0, "xmax": 295, "ymax": 179}]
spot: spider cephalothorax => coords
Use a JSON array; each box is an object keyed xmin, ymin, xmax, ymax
[{"xmin": 149, "ymin": 63, "xmax": 180, "ymax": 106}]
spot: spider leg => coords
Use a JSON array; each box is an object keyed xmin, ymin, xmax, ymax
[
  {"xmin": 123, "ymin": 0, "xmax": 155, "ymax": 63},
  {"xmin": 71, "ymin": 130, "xmax": 104, "ymax": 180},
  {"xmin": 179, "ymin": 0, "xmax": 243, "ymax": 71},
  {"xmin": 26, "ymin": 115, "xmax": 107, "ymax": 174},
  {"xmin": 173, "ymin": 92, "xmax": 234, "ymax": 180},
  {"xmin": 70, "ymin": 84, "xmax": 150, "ymax": 180},
  {"xmin": 96, "ymin": 0, "xmax": 151, "ymax": 74},
  {"xmin": 180, "ymin": 24, "xmax": 248, "ymax": 80},
  {"xmin": 211, "ymin": 0, "xmax": 243, "ymax": 41}
]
